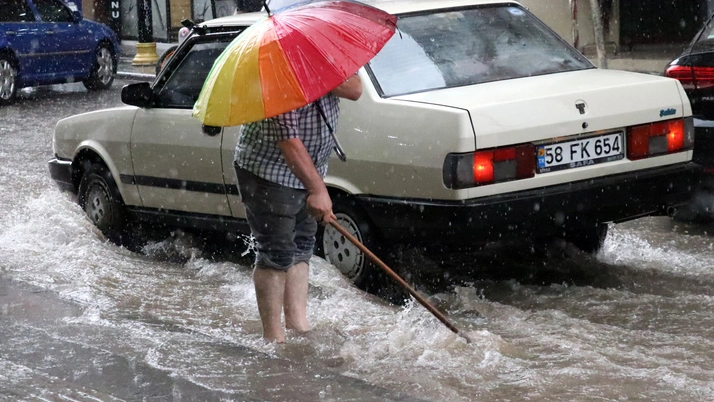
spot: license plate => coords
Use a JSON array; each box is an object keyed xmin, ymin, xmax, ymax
[{"xmin": 537, "ymin": 132, "xmax": 624, "ymax": 173}]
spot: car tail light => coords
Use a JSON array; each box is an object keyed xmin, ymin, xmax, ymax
[
  {"xmin": 665, "ymin": 65, "xmax": 696, "ymax": 90},
  {"xmin": 444, "ymin": 144, "xmax": 535, "ymax": 189},
  {"xmin": 627, "ymin": 118, "xmax": 694, "ymax": 160},
  {"xmin": 665, "ymin": 65, "xmax": 714, "ymax": 90}
]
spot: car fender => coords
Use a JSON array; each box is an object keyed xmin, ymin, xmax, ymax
[
  {"xmin": 79, "ymin": 20, "xmax": 121, "ymax": 58},
  {"xmin": 673, "ymin": 79, "xmax": 694, "ymax": 116},
  {"xmin": 54, "ymin": 107, "xmax": 141, "ymax": 206},
  {"xmin": 0, "ymin": 45, "xmax": 18, "ymax": 68},
  {"xmin": 74, "ymin": 139, "xmax": 139, "ymax": 201},
  {"xmin": 324, "ymin": 175, "xmax": 363, "ymax": 196}
]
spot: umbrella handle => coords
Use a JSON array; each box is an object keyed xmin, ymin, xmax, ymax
[{"xmin": 328, "ymin": 221, "xmax": 473, "ymax": 344}]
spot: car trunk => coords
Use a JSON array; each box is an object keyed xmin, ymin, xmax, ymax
[
  {"xmin": 393, "ymin": 68, "xmax": 692, "ymax": 198},
  {"xmin": 393, "ymin": 68, "xmax": 686, "ymax": 150}
]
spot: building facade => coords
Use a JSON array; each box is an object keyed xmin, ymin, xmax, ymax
[
  {"xmin": 526, "ymin": 0, "xmax": 712, "ymax": 53},
  {"xmin": 80, "ymin": 0, "xmax": 261, "ymax": 42},
  {"xmin": 80, "ymin": 0, "xmax": 714, "ymax": 51}
]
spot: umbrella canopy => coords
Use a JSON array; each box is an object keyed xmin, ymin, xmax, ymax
[{"xmin": 192, "ymin": 0, "xmax": 397, "ymax": 127}]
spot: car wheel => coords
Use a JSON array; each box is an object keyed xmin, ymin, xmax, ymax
[
  {"xmin": 156, "ymin": 45, "xmax": 178, "ymax": 75},
  {"xmin": 567, "ymin": 223, "xmax": 608, "ymax": 254},
  {"xmin": 78, "ymin": 163, "xmax": 128, "ymax": 244},
  {"xmin": 316, "ymin": 194, "xmax": 384, "ymax": 289},
  {"xmin": 83, "ymin": 43, "xmax": 115, "ymax": 91},
  {"xmin": 0, "ymin": 55, "xmax": 17, "ymax": 105}
]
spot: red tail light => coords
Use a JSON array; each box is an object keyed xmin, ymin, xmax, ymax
[
  {"xmin": 627, "ymin": 118, "xmax": 693, "ymax": 160},
  {"xmin": 665, "ymin": 65, "xmax": 696, "ymax": 90},
  {"xmin": 474, "ymin": 144, "xmax": 535, "ymax": 185},
  {"xmin": 665, "ymin": 65, "xmax": 714, "ymax": 90},
  {"xmin": 443, "ymin": 144, "xmax": 535, "ymax": 189}
]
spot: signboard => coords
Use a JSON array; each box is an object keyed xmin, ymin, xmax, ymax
[{"xmin": 109, "ymin": 0, "xmax": 122, "ymax": 37}]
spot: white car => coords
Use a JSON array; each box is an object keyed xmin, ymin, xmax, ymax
[{"xmin": 49, "ymin": 0, "xmax": 700, "ymax": 289}]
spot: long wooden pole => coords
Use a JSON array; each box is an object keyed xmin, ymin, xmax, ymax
[{"xmin": 329, "ymin": 221, "xmax": 473, "ymax": 344}]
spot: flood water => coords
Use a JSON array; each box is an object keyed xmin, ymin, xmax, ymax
[{"xmin": 1, "ymin": 82, "xmax": 713, "ymax": 401}]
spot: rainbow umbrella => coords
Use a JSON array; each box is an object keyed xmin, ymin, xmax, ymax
[{"xmin": 192, "ymin": 0, "xmax": 397, "ymax": 128}]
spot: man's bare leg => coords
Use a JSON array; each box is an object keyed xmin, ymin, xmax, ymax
[
  {"xmin": 284, "ymin": 262, "xmax": 310, "ymax": 332},
  {"xmin": 253, "ymin": 266, "xmax": 287, "ymax": 343}
]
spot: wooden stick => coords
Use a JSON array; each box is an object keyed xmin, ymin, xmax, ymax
[{"xmin": 328, "ymin": 221, "xmax": 473, "ymax": 343}]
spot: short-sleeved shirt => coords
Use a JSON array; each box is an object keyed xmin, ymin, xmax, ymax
[{"xmin": 234, "ymin": 93, "xmax": 340, "ymax": 189}]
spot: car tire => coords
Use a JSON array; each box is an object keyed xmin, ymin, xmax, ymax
[
  {"xmin": 315, "ymin": 193, "xmax": 387, "ymax": 290},
  {"xmin": 83, "ymin": 43, "xmax": 116, "ymax": 91},
  {"xmin": 156, "ymin": 45, "xmax": 178, "ymax": 75},
  {"xmin": 567, "ymin": 223, "xmax": 609, "ymax": 254},
  {"xmin": 0, "ymin": 55, "xmax": 18, "ymax": 105},
  {"xmin": 78, "ymin": 163, "xmax": 128, "ymax": 244}
]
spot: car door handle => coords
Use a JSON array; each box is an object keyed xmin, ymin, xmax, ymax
[
  {"xmin": 6, "ymin": 31, "xmax": 17, "ymax": 36},
  {"xmin": 44, "ymin": 30, "xmax": 55, "ymax": 35}
]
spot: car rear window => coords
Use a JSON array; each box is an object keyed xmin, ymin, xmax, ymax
[
  {"xmin": 692, "ymin": 16, "xmax": 714, "ymax": 53},
  {"xmin": 368, "ymin": 5, "xmax": 592, "ymax": 97}
]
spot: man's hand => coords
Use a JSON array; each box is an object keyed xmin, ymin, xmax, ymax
[
  {"xmin": 278, "ymin": 138, "xmax": 336, "ymax": 224},
  {"xmin": 331, "ymin": 75, "xmax": 362, "ymax": 101},
  {"xmin": 306, "ymin": 190, "xmax": 336, "ymax": 225}
]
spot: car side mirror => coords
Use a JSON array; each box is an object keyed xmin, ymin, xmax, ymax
[
  {"xmin": 121, "ymin": 82, "xmax": 153, "ymax": 108},
  {"xmin": 72, "ymin": 10, "xmax": 82, "ymax": 22}
]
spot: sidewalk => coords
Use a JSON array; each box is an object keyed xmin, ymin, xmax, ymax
[
  {"xmin": 117, "ymin": 40, "xmax": 177, "ymax": 80},
  {"xmin": 116, "ymin": 40, "xmax": 684, "ymax": 79}
]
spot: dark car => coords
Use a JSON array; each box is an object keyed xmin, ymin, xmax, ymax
[
  {"xmin": 665, "ymin": 14, "xmax": 714, "ymax": 218},
  {"xmin": 0, "ymin": 0, "xmax": 120, "ymax": 105}
]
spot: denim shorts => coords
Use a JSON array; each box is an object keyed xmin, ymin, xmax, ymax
[{"xmin": 235, "ymin": 167, "xmax": 318, "ymax": 271}]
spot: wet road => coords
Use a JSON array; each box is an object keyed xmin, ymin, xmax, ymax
[{"xmin": 1, "ymin": 81, "xmax": 714, "ymax": 401}]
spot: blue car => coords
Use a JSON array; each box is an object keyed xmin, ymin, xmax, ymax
[{"xmin": 0, "ymin": 0, "xmax": 120, "ymax": 104}]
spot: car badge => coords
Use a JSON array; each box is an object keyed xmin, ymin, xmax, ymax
[
  {"xmin": 575, "ymin": 101, "xmax": 587, "ymax": 115},
  {"xmin": 660, "ymin": 108, "xmax": 676, "ymax": 118}
]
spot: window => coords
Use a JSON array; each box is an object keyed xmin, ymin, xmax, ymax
[
  {"xmin": 690, "ymin": 15, "xmax": 714, "ymax": 53},
  {"xmin": 0, "ymin": 0, "xmax": 35, "ymax": 22},
  {"xmin": 369, "ymin": 5, "xmax": 592, "ymax": 97},
  {"xmin": 155, "ymin": 39, "xmax": 232, "ymax": 108},
  {"xmin": 33, "ymin": 0, "xmax": 74, "ymax": 23}
]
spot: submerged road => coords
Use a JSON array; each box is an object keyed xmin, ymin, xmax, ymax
[{"xmin": 1, "ymin": 80, "xmax": 714, "ymax": 401}]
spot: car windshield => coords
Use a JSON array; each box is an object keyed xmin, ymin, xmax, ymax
[{"xmin": 368, "ymin": 5, "xmax": 593, "ymax": 97}]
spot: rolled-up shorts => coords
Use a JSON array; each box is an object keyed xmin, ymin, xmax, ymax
[{"xmin": 235, "ymin": 167, "xmax": 318, "ymax": 271}]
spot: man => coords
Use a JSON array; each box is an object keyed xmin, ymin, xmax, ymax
[{"xmin": 235, "ymin": 76, "xmax": 362, "ymax": 343}]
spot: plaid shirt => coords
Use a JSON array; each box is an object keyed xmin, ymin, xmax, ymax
[{"xmin": 235, "ymin": 94, "xmax": 340, "ymax": 189}]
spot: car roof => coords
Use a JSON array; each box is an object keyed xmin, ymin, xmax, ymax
[{"xmin": 201, "ymin": 0, "xmax": 520, "ymax": 28}]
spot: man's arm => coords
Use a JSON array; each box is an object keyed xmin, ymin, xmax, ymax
[
  {"xmin": 278, "ymin": 138, "xmax": 335, "ymax": 224},
  {"xmin": 331, "ymin": 75, "xmax": 362, "ymax": 101}
]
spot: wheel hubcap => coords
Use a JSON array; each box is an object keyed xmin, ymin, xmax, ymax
[
  {"xmin": 85, "ymin": 184, "xmax": 109, "ymax": 225},
  {"xmin": 96, "ymin": 48, "xmax": 113, "ymax": 85},
  {"xmin": 0, "ymin": 60, "xmax": 16, "ymax": 100},
  {"xmin": 322, "ymin": 213, "xmax": 365, "ymax": 280}
]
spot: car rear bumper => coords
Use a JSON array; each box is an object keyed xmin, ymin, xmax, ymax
[
  {"xmin": 356, "ymin": 162, "xmax": 702, "ymax": 245},
  {"xmin": 48, "ymin": 157, "xmax": 75, "ymax": 193},
  {"xmin": 694, "ymin": 119, "xmax": 714, "ymax": 172}
]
